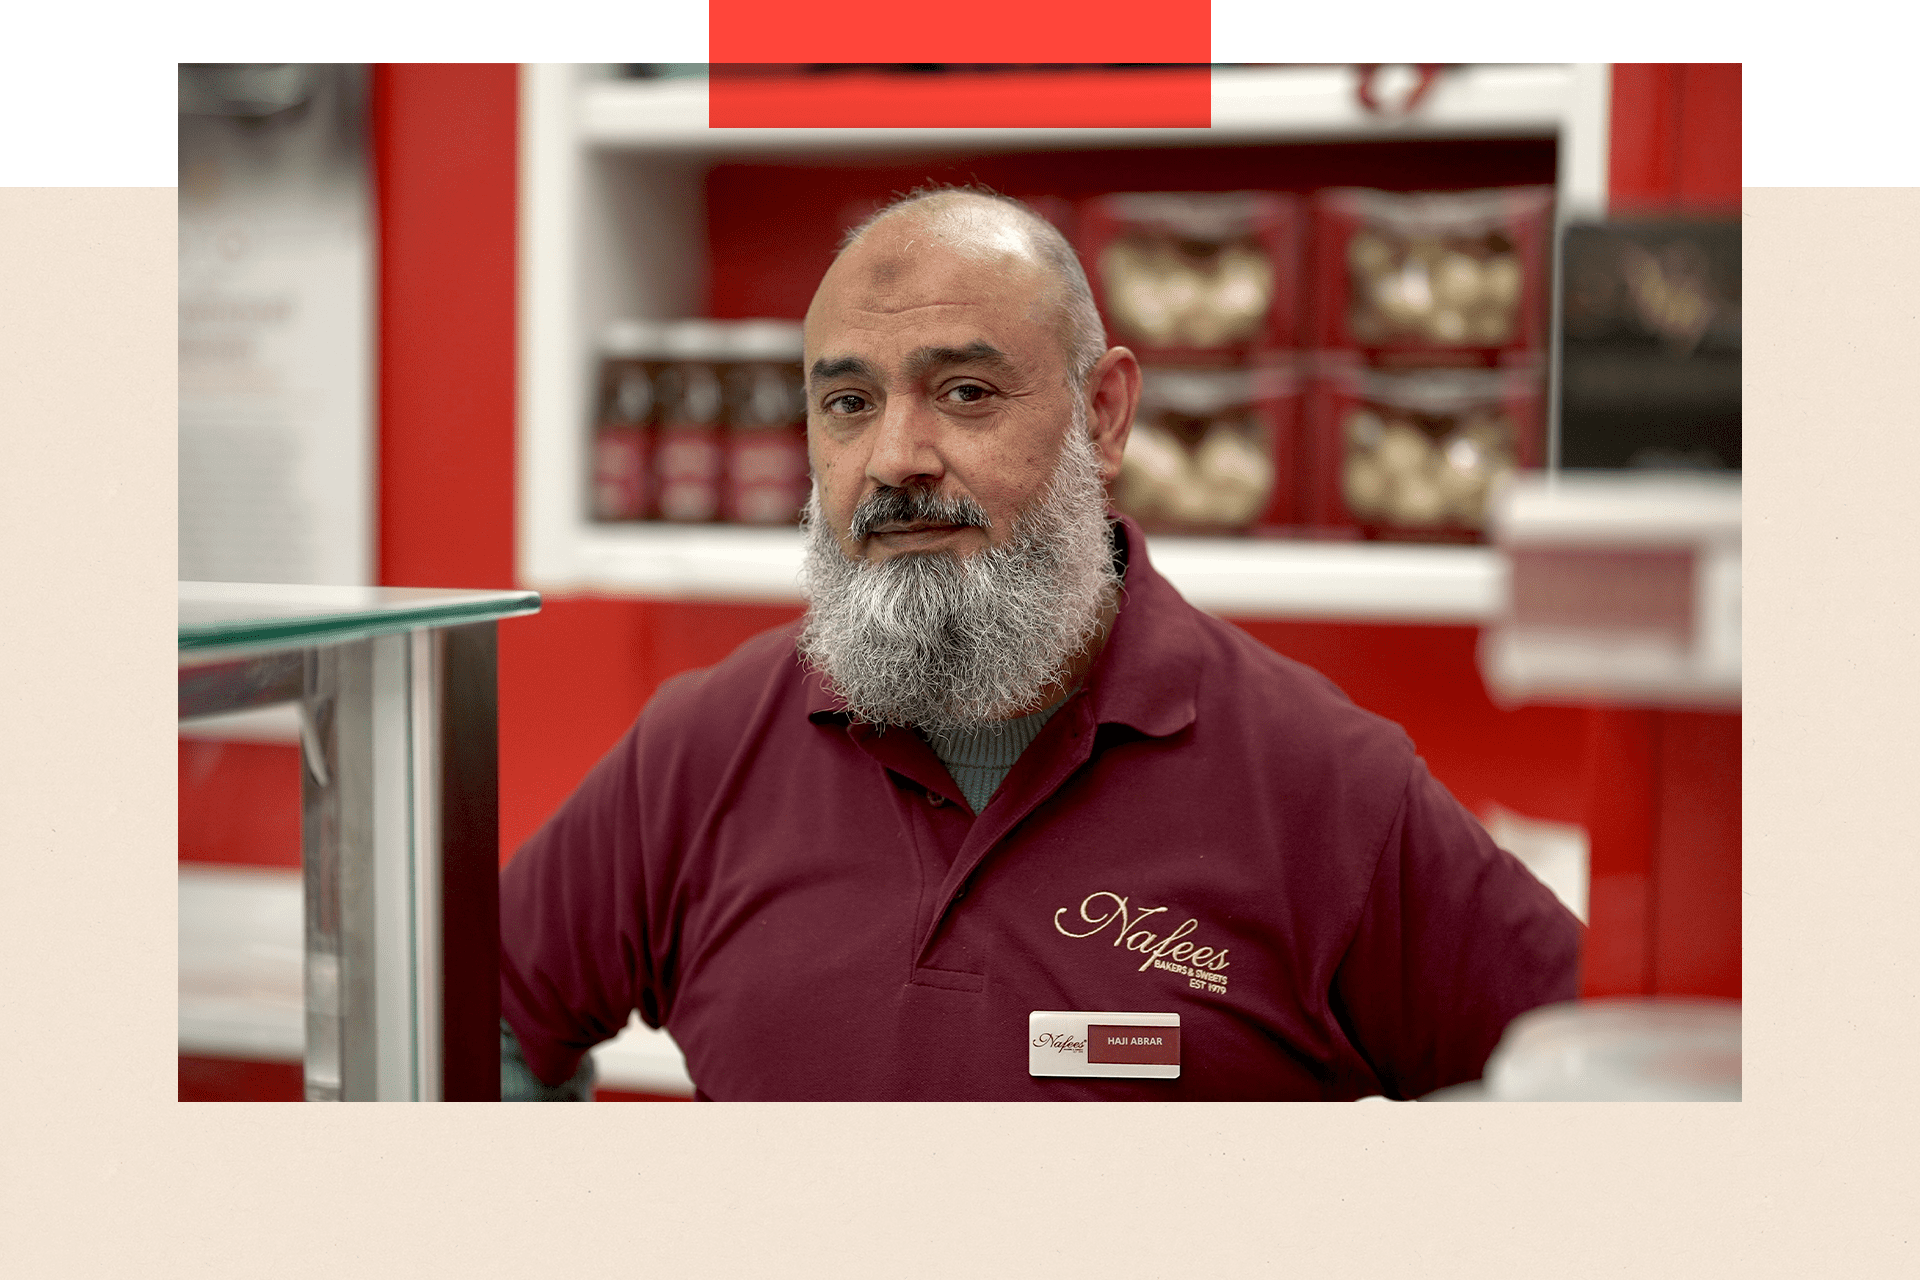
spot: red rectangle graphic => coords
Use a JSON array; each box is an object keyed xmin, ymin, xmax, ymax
[
  {"xmin": 1086, "ymin": 1024, "xmax": 1181, "ymax": 1065},
  {"xmin": 707, "ymin": 65, "xmax": 1212, "ymax": 130},
  {"xmin": 708, "ymin": 1, "xmax": 1212, "ymax": 65}
]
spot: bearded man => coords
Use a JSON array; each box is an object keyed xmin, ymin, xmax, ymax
[{"xmin": 498, "ymin": 189, "xmax": 1581, "ymax": 1101}]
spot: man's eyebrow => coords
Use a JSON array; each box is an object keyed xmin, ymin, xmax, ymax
[
  {"xmin": 904, "ymin": 342, "xmax": 1015, "ymax": 379},
  {"xmin": 808, "ymin": 355, "xmax": 878, "ymax": 385},
  {"xmin": 809, "ymin": 342, "xmax": 1017, "ymax": 388}
]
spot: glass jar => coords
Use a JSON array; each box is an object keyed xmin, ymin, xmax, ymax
[
  {"xmin": 722, "ymin": 319, "xmax": 809, "ymax": 525},
  {"xmin": 590, "ymin": 318, "xmax": 665, "ymax": 522},
  {"xmin": 654, "ymin": 320, "xmax": 730, "ymax": 522}
]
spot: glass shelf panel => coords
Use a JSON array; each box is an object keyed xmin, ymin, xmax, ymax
[{"xmin": 180, "ymin": 582, "xmax": 542, "ymax": 658}]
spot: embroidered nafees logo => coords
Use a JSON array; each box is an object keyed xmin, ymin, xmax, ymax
[{"xmin": 1052, "ymin": 891, "xmax": 1230, "ymax": 994}]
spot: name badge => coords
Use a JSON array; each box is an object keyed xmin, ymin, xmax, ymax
[{"xmin": 1029, "ymin": 1011, "xmax": 1181, "ymax": 1079}]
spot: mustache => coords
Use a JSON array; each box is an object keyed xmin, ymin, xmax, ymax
[{"xmin": 848, "ymin": 486, "xmax": 992, "ymax": 542}]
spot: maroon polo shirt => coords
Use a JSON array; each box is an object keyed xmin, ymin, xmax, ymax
[{"xmin": 500, "ymin": 518, "xmax": 1581, "ymax": 1100}]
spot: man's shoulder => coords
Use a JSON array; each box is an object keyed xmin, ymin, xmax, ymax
[
  {"xmin": 1179, "ymin": 601, "xmax": 1417, "ymax": 777},
  {"xmin": 1116, "ymin": 541, "xmax": 1414, "ymax": 769}
]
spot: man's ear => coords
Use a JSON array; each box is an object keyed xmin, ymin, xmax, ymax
[{"xmin": 1084, "ymin": 346, "xmax": 1140, "ymax": 485}]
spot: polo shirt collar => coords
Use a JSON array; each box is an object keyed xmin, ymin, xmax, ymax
[{"xmin": 801, "ymin": 512, "xmax": 1200, "ymax": 741}]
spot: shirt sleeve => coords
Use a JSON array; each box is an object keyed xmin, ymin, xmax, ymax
[
  {"xmin": 498, "ymin": 722, "xmax": 655, "ymax": 1089},
  {"xmin": 1329, "ymin": 756, "xmax": 1584, "ymax": 1099}
]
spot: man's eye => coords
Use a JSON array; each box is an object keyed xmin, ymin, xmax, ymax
[
  {"xmin": 943, "ymin": 384, "xmax": 991, "ymax": 404},
  {"xmin": 825, "ymin": 393, "xmax": 869, "ymax": 415}
]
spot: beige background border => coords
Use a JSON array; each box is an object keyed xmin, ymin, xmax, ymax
[{"xmin": 0, "ymin": 183, "xmax": 1913, "ymax": 1274}]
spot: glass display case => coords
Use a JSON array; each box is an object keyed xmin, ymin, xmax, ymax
[{"xmin": 179, "ymin": 582, "xmax": 540, "ymax": 1100}]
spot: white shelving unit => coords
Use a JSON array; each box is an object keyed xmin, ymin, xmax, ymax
[
  {"xmin": 517, "ymin": 64, "xmax": 1611, "ymax": 623},
  {"xmin": 179, "ymin": 864, "xmax": 697, "ymax": 1096}
]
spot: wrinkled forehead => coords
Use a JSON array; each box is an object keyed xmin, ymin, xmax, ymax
[
  {"xmin": 841, "ymin": 209, "xmax": 1045, "ymax": 296},
  {"xmin": 806, "ymin": 209, "xmax": 1060, "ymax": 356}
]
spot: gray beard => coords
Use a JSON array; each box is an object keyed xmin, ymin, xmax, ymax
[{"xmin": 797, "ymin": 427, "xmax": 1121, "ymax": 734}]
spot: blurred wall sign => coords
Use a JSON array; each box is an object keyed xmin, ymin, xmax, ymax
[
  {"xmin": 1558, "ymin": 220, "xmax": 1741, "ymax": 471},
  {"xmin": 179, "ymin": 64, "xmax": 374, "ymax": 585}
]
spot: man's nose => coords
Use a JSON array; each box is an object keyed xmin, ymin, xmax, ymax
[{"xmin": 864, "ymin": 396, "xmax": 945, "ymax": 491}]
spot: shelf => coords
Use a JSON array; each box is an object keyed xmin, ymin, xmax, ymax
[
  {"xmin": 1147, "ymin": 536, "xmax": 1497, "ymax": 622},
  {"xmin": 579, "ymin": 64, "xmax": 1587, "ymax": 154},
  {"xmin": 552, "ymin": 523, "xmax": 1499, "ymax": 623},
  {"xmin": 1492, "ymin": 471, "xmax": 1741, "ymax": 545},
  {"xmin": 179, "ymin": 703, "xmax": 303, "ymax": 743}
]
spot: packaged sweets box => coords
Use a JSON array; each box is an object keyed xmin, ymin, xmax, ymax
[
  {"xmin": 1114, "ymin": 361, "xmax": 1303, "ymax": 536},
  {"xmin": 1078, "ymin": 191, "xmax": 1305, "ymax": 367},
  {"xmin": 1084, "ymin": 185, "xmax": 1552, "ymax": 544},
  {"xmin": 1308, "ymin": 186, "xmax": 1555, "ymax": 367},
  {"xmin": 1303, "ymin": 362, "xmax": 1544, "ymax": 543}
]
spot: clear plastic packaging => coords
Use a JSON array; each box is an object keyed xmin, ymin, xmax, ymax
[
  {"xmin": 1113, "ymin": 362, "xmax": 1301, "ymax": 534},
  {"xmin": 1309, "ymin": 186, "xmax": 1553, "ymax": 366},
  {"xmin": 1078, "ymin": 191, "xmax": 1303, "ymax": 365},
  {"xmin": 1303, "ymin": 363, "xmax": 1542, "ymax": 541}
]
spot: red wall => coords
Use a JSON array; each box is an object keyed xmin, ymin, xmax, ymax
[
  {"xmin": 1609, "ymin": 63, "xmax": 1742, "ymax": 213},
  {"xmin": 182, "ymin": 66, "xmax": 1743, "ymax": 1021},
  {"xmin": 1579, "ymin": 62, "xmax": 1742, "ymax": 999},
  {"xmin": 178, "ymin": 739, "xmax": 300, "ymax": 868},
  {"xmin": 372, "ymin": 63, "xmax": 519, "ymax": 592}
]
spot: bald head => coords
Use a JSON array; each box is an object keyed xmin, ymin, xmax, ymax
[{"xmin": 830, "ymin": 189, "xmax": 1107, "ymax": 388}]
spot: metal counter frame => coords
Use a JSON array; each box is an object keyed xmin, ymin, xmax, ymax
[{"xmin": 179, "ymin": 583, "xmax": 541, "ymax": 1101}]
